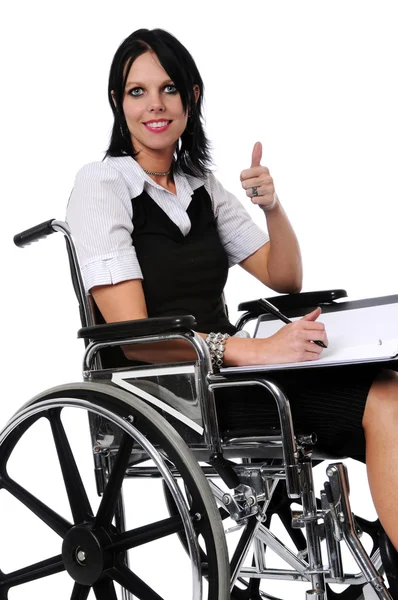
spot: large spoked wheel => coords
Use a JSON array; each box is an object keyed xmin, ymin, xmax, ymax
[{"xmin": 0, "ymin": 382, "xmax": 229, "ymax": 600}]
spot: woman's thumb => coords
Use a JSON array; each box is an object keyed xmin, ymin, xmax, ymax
[{"xmin": 301, "ymin": 307, "xmax": 322, "ymax": 321}]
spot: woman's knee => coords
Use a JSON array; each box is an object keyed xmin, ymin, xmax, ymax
[{"xmin": 362, "ymin": 369, "xmax": 398, "ymax": 430}]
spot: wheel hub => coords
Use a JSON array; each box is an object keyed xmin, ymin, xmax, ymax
[{"xmin": 62, "ymin": 524, "xmax": 113, "ymax": 585}]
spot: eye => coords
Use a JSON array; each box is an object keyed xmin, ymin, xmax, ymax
[
  {"xmin": 164, "ymin": 84, "xmax": 178, "ymax": 94},
  {"xmin": 129, "ymin": 87, "xmax": 144, "ymax": 97}
]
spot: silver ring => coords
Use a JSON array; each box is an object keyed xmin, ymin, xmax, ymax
[{"xmin": 252, "ymin": 186, "xmax": 258, "ymax": 197}]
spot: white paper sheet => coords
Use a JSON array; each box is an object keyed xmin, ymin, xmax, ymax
[
  {"xmin": 255, "ymin": 303, "xmax": 398, "ymax": 345},
  {"xmin": 222, "ymin": 303, "xmax": 398, "ymax": 373}
]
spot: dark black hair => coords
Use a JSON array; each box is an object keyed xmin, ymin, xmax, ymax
[{"xmin": 105, "ymin": 28, "xmax": 212, "ymax": 177}]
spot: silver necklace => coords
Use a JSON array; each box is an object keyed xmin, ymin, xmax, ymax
[{"xmin": 143, "ymin": 166, "xmax": 172, "ymax": 177}]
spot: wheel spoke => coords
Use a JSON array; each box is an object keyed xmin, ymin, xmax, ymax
[
  {"xmin": 0, "ymin": 584, "xmax": 8, "ymax": 600},
  {"xmin": 0, "ymin": 475, "xmax": 71, "ymax": 537},
  {"xmin": 70, "ymin": 582, "xmax": 91, "ymax": 600},
  {"xmin": 109, "ymin": 564, "xmax": 164, "ymax": 600},
  {"xmin": 93, "ymin": 576, "xmax": 118, "ymax": 600},
  {"xmin": 230, "ymin": 516, "xmax": 259, "ymax": 577},
  {"xmin": 106, "ymin": 514, "xmax": 184, "ymax": 553},
  {"xmin": 1, "ymin": 554, "xmax": 64, "ymax": 588},
  {"xmin": 48, "ymin": 409, "xmax": 93, "ymax": 523},
  {"xmin": 94, "ymin": 432, "xmax": 134, "ymax": 527}
]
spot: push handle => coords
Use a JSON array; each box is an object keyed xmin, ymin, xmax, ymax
[{"xmin": 13, "ymin": 219, "xmax": 56, "ymax": 248}]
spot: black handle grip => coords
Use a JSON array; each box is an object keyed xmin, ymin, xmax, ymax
[{"xmin": 13, "ymin": 219, "xmax": 57, "ymax": 248}]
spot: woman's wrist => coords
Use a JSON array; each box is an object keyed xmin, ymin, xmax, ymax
[
  {"xmin": 223, "ymin": 336, "xmax": 267, "ymax": 367},
  {"xmin": 205, "ymin": 332, "xmax": 230, "ymax": 371},
  {"xmin": 260, "ymin": 192, "xmax": 279, "ymax": 213}
]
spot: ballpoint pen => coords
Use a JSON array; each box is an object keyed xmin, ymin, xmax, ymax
[{"xmin": 258, "ymin": 298, "xmax": 328, "ymax": 348}]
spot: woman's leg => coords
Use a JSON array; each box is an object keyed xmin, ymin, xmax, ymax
[{"xmin": 363, "ymin": 369, "xmax": 398, "ymax": 550}]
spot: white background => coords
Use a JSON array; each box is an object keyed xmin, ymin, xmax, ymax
[{"xmin": 1, "ymin": 1, "xmax": 398, "ymax": 598}]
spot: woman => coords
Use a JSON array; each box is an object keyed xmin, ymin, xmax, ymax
[{"xmin": 67, "ymin": 27, "xmax": 398, "ymax": 551}]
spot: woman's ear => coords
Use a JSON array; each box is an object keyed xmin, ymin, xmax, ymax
[
  {"xmin": 193, "ymin": 84, "xmax": 200, "ymax": 103},
  {"xmin": 188, "ymin": 85, "xmax": 200, "ymax": 117},
  {"xmin": 111, "ymin": 90, "xmax": 117, "ymax": 108}
]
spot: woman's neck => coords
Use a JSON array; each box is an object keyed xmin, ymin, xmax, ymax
[
  {"xmin": 135, "ymin": 147, "xmax": 175, "ymax": 176},
  {"xmin": 144, "ymin": 169, "xmax": 176, "ymax": 195}
]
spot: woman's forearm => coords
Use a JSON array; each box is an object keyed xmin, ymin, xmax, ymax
[
  {"xmin": 123, "ymin": 312, "xmax": 326, "ymax": 366},
  {"xmin": 239, "ymin": 144, "xmax": 302, "ymax": 293},
  {"xmin": 123, "ymin": 334, "xmax": 264, "ymax": 366},
  {"xmin": 263, "ymin": 198, "xmax": 303, "ymax": 293}
]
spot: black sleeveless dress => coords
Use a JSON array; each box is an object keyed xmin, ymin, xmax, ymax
[
  {"xmin": 99, "ymin": 183, "xmax": 379, "ymax": 460},
  {"xmin": 131, "ymin": 185, "xmax": 237, "ymax": 335}
]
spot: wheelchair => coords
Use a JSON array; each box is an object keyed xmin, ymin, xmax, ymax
[{"xmin": 5, "ymin": 217, "xmax": 397, "ymax": 599}]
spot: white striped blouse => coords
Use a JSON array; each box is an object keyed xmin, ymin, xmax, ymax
[{"xmin": 66, "ymin": 155, "xmax": 269, "ymax": 292}]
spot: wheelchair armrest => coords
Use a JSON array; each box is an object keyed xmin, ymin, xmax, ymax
[
  {"xmin": 77, "ymin": 315, "xmax": 197, "ymax": 342},
  {"xmin": 238, "ymin": 289, "xmax": 347, "ymax": 317}
]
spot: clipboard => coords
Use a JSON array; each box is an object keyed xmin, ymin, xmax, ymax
[{"xmin": 221, "ymin": 294, "xmax": 398, "ymax": 374}]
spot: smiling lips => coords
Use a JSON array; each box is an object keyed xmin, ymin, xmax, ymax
[{"xmin": 143, "ymin": 120, "xmax": 172, "ymax": 133}]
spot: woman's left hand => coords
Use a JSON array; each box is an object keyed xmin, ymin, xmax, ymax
[{"xmin": 240, "ymin": 141, "xmax": 278, "ymax": 211}]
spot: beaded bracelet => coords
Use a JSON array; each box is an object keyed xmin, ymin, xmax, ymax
[{"xmin": 205, "ymin": 332, "xmax": 230, "ymax": 372}]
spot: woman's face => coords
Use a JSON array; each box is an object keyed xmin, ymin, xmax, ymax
[{"xmin": 122, "ymin": 51, "xmax": 196, "ymax": 156}]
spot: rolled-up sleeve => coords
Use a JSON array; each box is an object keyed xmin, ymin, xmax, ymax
[
  {"xmin": 206, "ymin": 172, "xmax": 269, "ymax": 266},
  {"xmin": 66, "ymin": 161, "xmax": 143, "ymax": 292}
]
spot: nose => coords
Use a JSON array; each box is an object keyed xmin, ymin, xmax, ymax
[{"xmin": 148, "ymin": 91, "xmax": 166, "ymax": 113}]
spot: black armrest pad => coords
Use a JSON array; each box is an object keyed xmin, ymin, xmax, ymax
[
  {"xmin": 238, "ymin": 289, "xmax": 347, "ymax": 315},
  {"xmin": 78, "ymin": 315, "xmax": 197, "ymax": 342}
]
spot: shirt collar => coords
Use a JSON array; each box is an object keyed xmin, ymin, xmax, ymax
[{"xmin": 104, "ymin": 155, "xmax": 205, "ymax": 198}]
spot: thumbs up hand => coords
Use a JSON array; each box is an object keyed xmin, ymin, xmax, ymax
[{"xmin": 240, "ymin": 142, "xmax": 278, "ymax": 211}]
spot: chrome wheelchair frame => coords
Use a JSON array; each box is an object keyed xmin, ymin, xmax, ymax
[{"xmin": 5, "ymin": 217, "xmax": 396, "ymax": 600}]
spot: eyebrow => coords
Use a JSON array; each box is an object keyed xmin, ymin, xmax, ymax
[{"xmin": 125, "ymin": 79, "xmax": 174, "ymax": 88}]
